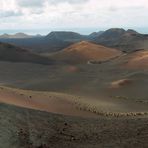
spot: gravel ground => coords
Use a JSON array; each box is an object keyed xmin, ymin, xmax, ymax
[{"xmin": 0, "ymin": 103, "xmax": 148, "ymax": 148}]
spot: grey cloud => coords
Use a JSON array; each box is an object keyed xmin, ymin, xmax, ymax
[
  {"xmin": 17, "ymin": 0, "xmax": 45, "ymax": 7},
  {"xmin": 47, "ymin": 0, "xmax": 89, "ymax": 4},
  {"xmin": 49, "ymin": 0, "xmax": 88, "ymax": 4},
  {"xmin": 0, "ymin": 10, "xmax": 23, "ymax": 18},
  {"xmin": 16, "ymin": 0, "xmax": 88, "ymax": 8},
  {"xmin": 30, "ymin": 9, "xmax": 44, "ymax": 14},
  {"xmin": 108, "ymin": 6, "xmax": 118, "ymax": 12}
]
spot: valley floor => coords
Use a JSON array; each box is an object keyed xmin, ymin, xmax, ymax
[{"xmin": 0, "ymin": 60, "xmax": 148, "ymax": 147}]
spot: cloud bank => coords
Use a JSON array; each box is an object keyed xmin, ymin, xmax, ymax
[{"xmin": 0, "ymin": 0, "xmax": 148, "ymax": 33}]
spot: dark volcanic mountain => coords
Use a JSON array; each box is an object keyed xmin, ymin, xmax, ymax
[
  {"xmin": 92, "ymin": 28, "xmax": 148, "ymax": 52},
  {"xmin": 0, "ymin": 42, "xmax": 53, "ymax": 65},
  {"xmin": 97, "ymin": 28, "xmax": 126, "ymax": 41},
  {"xmin": 88, "ymin": 31, "xmax": 104, "ymax": 39},
  {"xmin": 46, "ymin": 31, "xmax": 85, "ymax": 41}
]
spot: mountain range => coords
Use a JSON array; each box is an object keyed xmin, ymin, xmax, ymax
[
  {"xmin": 92, "ymin": 28, "xmax": 148, "ymax": 52},
  {"xmin": 0, "ymin": 28, "xmax": 148, "ymax": 53}
]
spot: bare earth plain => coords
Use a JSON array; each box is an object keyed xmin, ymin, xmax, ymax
[{"xmin": 0, "ymin": 41, "xmax": 148, "ymax": 147}]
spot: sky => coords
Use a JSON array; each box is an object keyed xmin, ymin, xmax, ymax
[{"xmin": 0, "ymin": 0, "xmax": 148, "ymax": 35}]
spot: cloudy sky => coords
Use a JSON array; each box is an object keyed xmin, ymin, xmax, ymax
[{"xmin": 0, "ymin": 0, "xmax": 148, "ymax": 34}]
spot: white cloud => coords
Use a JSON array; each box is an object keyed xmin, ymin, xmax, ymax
[{"xmin": 0, "ymin": 0, "xmax": 148, "ymax": 33}]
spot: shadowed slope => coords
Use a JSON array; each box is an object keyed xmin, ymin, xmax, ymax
[{"xmin": 0, "ymin": 42, "xmax": 54, "ymax": 65}]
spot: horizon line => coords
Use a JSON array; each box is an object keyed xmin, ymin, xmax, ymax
[{"xmin": 0, "ymin": 27, "xmax": 148, "ymax": 35}]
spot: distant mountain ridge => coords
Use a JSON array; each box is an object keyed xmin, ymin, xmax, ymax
[
  {"xmin": 88, "ymin": 31, "xmax": 104, "ymax": 39},
  {"xmin": 0, "ymin": 28, "xmax": 148, "ymax": 53},
  {"xmin": 46, "ymin": 31, "xmax": 86, "ymax": 41},
  {"xmin": 0, "ymin": 33, "xmax": 42, "ymax": 39}
]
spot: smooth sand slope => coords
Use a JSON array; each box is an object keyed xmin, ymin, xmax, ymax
[
  {"xmin": 0, "ymin": 86, "xmax": 96, "ymax": 118},
  {"xmin": 123, "ymin": 50, "xmax": 148, "ymax": 69}
]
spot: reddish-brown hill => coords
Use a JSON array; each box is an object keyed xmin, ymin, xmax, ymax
[{"xmin": 51, "ymin": 41, "xmax": 122, "ymax": 64}]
